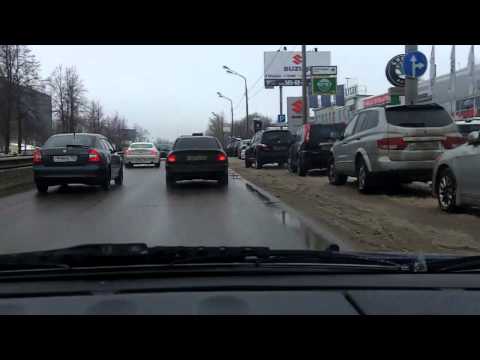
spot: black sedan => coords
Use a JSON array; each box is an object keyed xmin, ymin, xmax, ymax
[
  {"xmin": 165, "ymin": 135, "xmax": 228, "ymax": 186},
  {"xmin": 32, "ymin": 133, "xmax": 123, "ymax": 193}
]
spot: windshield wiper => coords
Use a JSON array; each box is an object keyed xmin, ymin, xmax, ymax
[
  {"xmin": 426, "ymin": 256, "xmax": 480, "ymax": 273},
  {"xmin": 0, "ymin": 244, "xmax": 416, "ymax": 273}
]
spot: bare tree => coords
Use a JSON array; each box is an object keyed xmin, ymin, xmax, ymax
[
  {"xmin": 205, "ymin": 113, "xmax": 225, "ymax": 145},
  {"xmin": 85, "ymin": 100, "xmax": 103, "ymax": 132},
  {"xmin": 0, "ymin": 45, "xmax": 40, "ymax": 153},
  {"xmin": 47, "ymin": 65, "xmax": 86, "ymax": 133},
  {"xmin": 134, "ymin": 124, "xmax": 150, "ymax": 142}
]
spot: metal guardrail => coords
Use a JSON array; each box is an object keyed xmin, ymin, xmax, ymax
[{"xmin": 0, "ymin": 156, "xmax": 33, "ymax": 170}]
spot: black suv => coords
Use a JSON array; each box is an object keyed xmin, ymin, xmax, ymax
[
  {"xmin": 288, "ymin": 123, "xmax": 346, "ymax": 176},
  {"xmin": 245, "ymin": 129, "xmax": 292, "ymax": 169},
  {"xmin": 32, "ymin": 133, "xmax": 123, "ymax": 193}
]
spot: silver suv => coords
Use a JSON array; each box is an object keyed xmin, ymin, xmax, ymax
[{"xmin": 328, "ymin": 104, "xmax": 464, "ymax": 193}]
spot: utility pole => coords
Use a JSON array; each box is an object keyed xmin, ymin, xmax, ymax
[
  {"xmin": 405, "ymin": 45, "xmax": 418, "ymax": 105},
  {"xmin": 279, "ymin": 86, "xmax": 283, "ymax": 116},
  {"xmin": 301, "ymin": 45, "xmax": 308, "ymax": 124}
]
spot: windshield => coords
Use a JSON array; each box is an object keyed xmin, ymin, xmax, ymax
[
  {"xmin": 386, "ymin": 107, "xmax": 454, "ymax": 128},
  {"xmin": 2, "ymin": 44, "xmax": 480, "ymax": 282},
  {"xmin": 43, "ymin": 134, "xmax": 94, "ymax": 148},
  {"xmin": 130, "ymin": 143, "xmax": 153, "ymax": 149},
  {"xmin": 262, "ymin": 131, "xmax": 291, "ymax": 143},
  {"xmin": 457, "ymin": 124, "xmax": 480, "ymax": 136},
  {"xmin": 174, "ymin": 137, "xmax": 219, "ymax": 150}
]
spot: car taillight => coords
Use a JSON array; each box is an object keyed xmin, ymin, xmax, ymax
[
  {"xmin": 167, "ymin": 154, "xmax": 176, "ymax": 163},
  {"xmin": 304, "ymin": 124, "xmax": 311, "ymax": 143},
  {"xmin": 377, "ymin": 137, "xmax": 407, "ymax": 150},
  {"xmin": 88, "ymin": 149, "xmax": 102, "ymax": 162},
  {"xmin": 32, "ymin": 148, "xmax": 42, "ymax": 164},
  {"xmin": 442, "ymin": 136, "xmax": 466, "ymax": 149},
  {"xmin": 150, "ymin": 149, "xmax": 158, "ymax": 155},
  {"xmin": 217, "ymin": 153, "xmax": 227, "ymax": 161}
]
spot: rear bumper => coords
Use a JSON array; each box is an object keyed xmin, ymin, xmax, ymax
[
  {"xmin": 166, "ymin": 163, "xmax": 228, "ymax": 180},
  {"xmin": 372, "ymin": 157, "xmax": 435, "ymax": 181},
  {"xmin": 303, "ymin": 150, "xmax": 332, "ymax": 169},
  {"xmin": 33, "ymin": 164, "xmax": 106, "ymax": 185},
  {"xmin": 125, "ymin": 155, "xmax": 160, "ymax": 164},
  {"xmin": 257, "ymin": 150, "xmax": 289, "ymax": 163}
]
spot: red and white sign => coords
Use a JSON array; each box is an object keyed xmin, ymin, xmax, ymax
[
  {"xmin": 363, "ymin": 94, "xmax": 391, "ymax": 108},
  {"xmin": 264, "ymin": 51, "xmax": 331, "ymax": 81},
  {"xmin": 287, "ymin": 97, "xmax": 304, "ymax": 134}
]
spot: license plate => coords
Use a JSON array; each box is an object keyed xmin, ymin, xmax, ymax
[
  {"xmin": 409, "ymin": 142, "xmax": 439, "ymax": 150},
  {"xmin": 53, "ymin": 155, "xmax": 77, "ymax": 162},
  {"xmin": 187, "ymin": 155, "xmax": 207, "ymax": 161},
  {"xmin": 273, "ymin": 146, "xmax": 286, "ymax": 151}
]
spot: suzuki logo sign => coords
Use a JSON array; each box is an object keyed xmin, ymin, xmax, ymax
[
  {"xmin": 292, "ymin": 54, "xmax": 303, "ymax": 65},
  {"xmin": 292, "ymin": 100, "xmax": 303, "ymax": 113}
]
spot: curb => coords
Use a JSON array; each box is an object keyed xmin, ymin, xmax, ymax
[{"xmin": 229, "ymin": 168, "xmax": 354, "ymax": 251}]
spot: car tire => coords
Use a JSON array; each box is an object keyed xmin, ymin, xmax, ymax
[
  {"xmin": 437, "ymin": 167, "xmax": 458, "ymax": 212},
  {"xmin": 356, "ymin": 157, "xmax": 375, "ymax": 193},
  {"xmin": 256, "ymin": 155, "xmax": 263, "ymax": 169},
  {"xmin": 297, "ymin": 157, "xmax": 307, "ymax": 177},
  {"xmin": 154, "ymin": 162, "xmax": 160, "ymax": 168},
  {"xmin": 102, "ymin": 167, "xmax": 112, "ymax": 191},
  {"xmin": 125, "ymin": 163, "xmax": 131, "ymax": 168},
  {"xmin": 245, "ymin": 157, "xmax": 252, "ymax": 168},
  {"xmin": 288, "ymin": 156, "xmax": 297, "ymax": 173},
  {"xmin": 115, "ymin": 166, "xmax": 124, "ymax": 186},
  {"xmin": 35, "ymin": 181, "xmax": 48, "ymax": 193},
  {"xmin": 218, "ymin": 173, "xmax": 229, "ymax": 186},
  {"xmin": 328, "ymin": 158, "xmax": 347, "ymax": 185},
  {"xmin": 166, "ymin": 173, "xmax": 176, "ymax": 187}
]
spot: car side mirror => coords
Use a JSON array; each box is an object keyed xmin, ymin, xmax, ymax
[{"xmin": 467, "ymin": 131, "xmax": 480, "ymax": 145}]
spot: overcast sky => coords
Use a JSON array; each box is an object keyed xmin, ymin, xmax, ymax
[{"xmin": 30, "ymin": 45, "xmax": 475, "ymax": 141}]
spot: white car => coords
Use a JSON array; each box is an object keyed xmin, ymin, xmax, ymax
[
  {"xmin": 240, "ymin": 148, "xmax": 247, "ymax": 160},
  {"xmin": 124, "ymin": 142, "xmax": 160, "ymax": 168}
]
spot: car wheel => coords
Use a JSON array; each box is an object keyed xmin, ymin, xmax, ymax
[
  {"xmin": 288, "ymin": 156, "xmax": 297, "ymax": 173},
  {"xmin": 437, "ymin": 168, "xmax": 458, "ymax": 212},
  {"xmin": 297, "ymin": 157, "xmax": 307, "ymax": 177},
  {"xmin": 356, "ymin": 158, "xmax": 374, "ymax": 193},
  {"xmin": 102, "ymin": 167, "xmax": 112, "ymax": 191},
  {"xmin": 154, "ymin": 162, "xmax": 160, "ymax": 168},
  {"xmin": 328, "ymin": 158, "xmax": 347, "ymax": 185},
  {"xmin": 115, "ymin": 166, "xmax": 124, "ymax": 186},
  {"xmin": 35, "ymin": 181, "xmax": 48, "ymax": 193},
  {"xmin": 256, "ymin": 155, "xmax": 263, "ymax": 169},
  {"xmin": 218, "ymin": 173, "xmax": 229, "ymax": 186},
  {"xmin": 166, "ymin": 173, "xmax": 176, "ymax": 187},
  {"xmin": 245, "ymin": 157, "xmax": 252, "ymax": 168},
  {"xmin": 125, "ymin": 163, "xmax": 131, "ymax": 168}
]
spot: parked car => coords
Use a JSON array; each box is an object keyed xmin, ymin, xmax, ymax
[
  {"xmin": 455, "ymin": 118, "xmax": 480, "ymax": 139},
  {"xmin": 156, "ymin": 144, "xmax": 172, "ymax": 159},
  {"xmin": 328, "ymin": 104, "xmax": 464, "ymax": 193},
  {"xmin": 32, "ymin": 133, "xmax": 123, "ymax": 193},
  {"xmin": 288, "ymin": 123, "xmax": 346, "ymax": 176},
  {"xmin": 124, "ymin": 142, "xmax": 160, "ymax": 168},
  {"xmin": 237, "ymin": 139, "xmax": 251, "ymax": 158},
  {"xmin": 432, "ymin": 130, "xmax": 480, "ymax": 212},
  {"xmin": 165, "ymin": 135, "xmax": 228, "ymax": 186},
  {"xmin": 226, "ymin": 138, "xmax": 241, "ymax": 157},
  {"xmin": 244, "ymin": 129, "xmax": 292, "ymax": 169}
]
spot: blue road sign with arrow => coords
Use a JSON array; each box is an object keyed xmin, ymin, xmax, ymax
[{"xmin": 403, "ymin": 51, "xmax": 428, "ymax": 78}]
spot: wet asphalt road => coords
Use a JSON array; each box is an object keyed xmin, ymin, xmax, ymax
[{"xmin": 0, "ymin": 162, "xmax": 330, "ymax": 255}]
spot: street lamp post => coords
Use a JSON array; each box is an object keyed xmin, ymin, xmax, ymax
[
  {"xmin": 223, "ymin": 65, "xmax": 249, "ymax": 137},
  {"xmin": 217, "ymin": 92, "xmax": 234, "ymax": 138}
]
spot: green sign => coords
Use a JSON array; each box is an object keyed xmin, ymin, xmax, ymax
[{"xmin": 312, "ymin": 76, "xmax": 337, "ymax": 95}]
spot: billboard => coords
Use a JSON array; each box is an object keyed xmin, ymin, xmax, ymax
[
  {"xmin": 287, "ymin": 97, "xmax": 304, "ymax": 134},
  {"xmin": 264, "ymin": 51, "xmax": 331, "ymax": 87}
]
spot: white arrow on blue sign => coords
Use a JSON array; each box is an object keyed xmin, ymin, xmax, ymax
[{"xmin": 403, "ymin": 51, "xmax": 428, "ymax": 78}]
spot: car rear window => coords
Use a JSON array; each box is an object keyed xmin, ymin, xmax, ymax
[
  {"xmin": 130, "ymin": 143, "xmax": 153, "ymax": 148},
  {"xmin": 310, "ymin": 124, "xmax": 346, "ymax": 141},
  {"xmin": 386, "ymin": 108, "xmax": 453, "ymax": 128},
  {"xmin": 457, "ymin": 124, "xmax": 480, "ymax": 135},
  {"xmin": 262, "ymin": 131, "xmax": 291, "ymax": 144},
  {"xmin": 174, "ymin": 137, "xmax": 220, "ymax": 150},
  {"xmin": 43, "ymin": 134, "xmax": 94, "ymax": 148}
]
